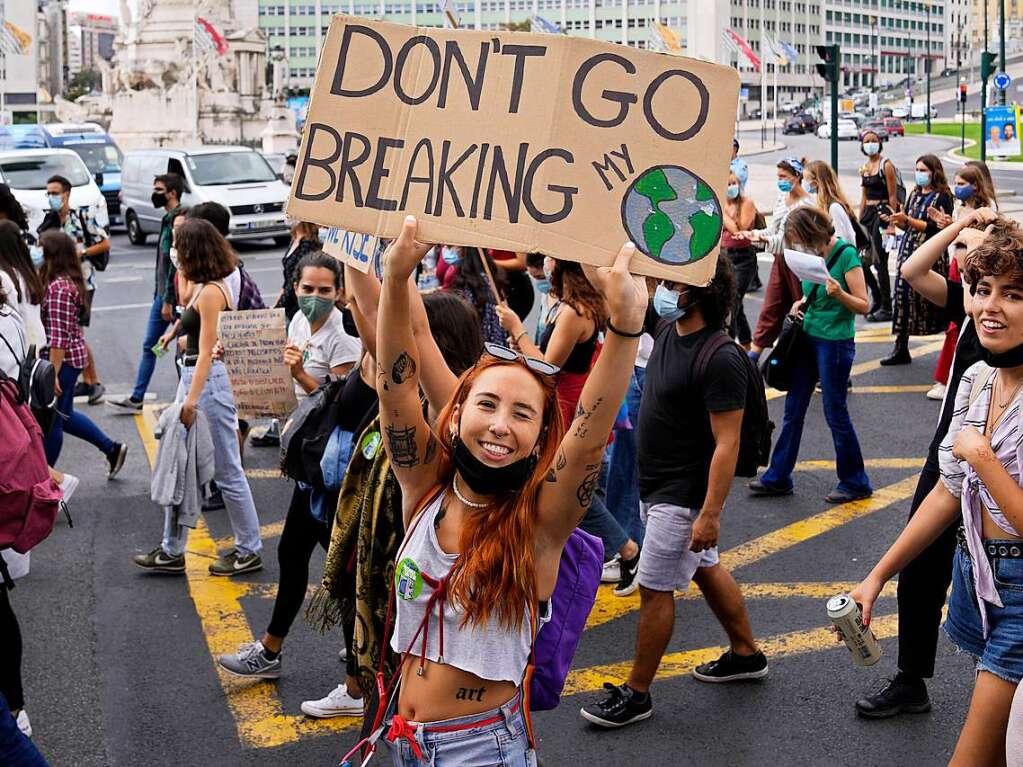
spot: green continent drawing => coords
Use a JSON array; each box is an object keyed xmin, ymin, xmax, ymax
[{"xmin": 622, "ymin": 166, "xmax": 724, "ymax": 266}]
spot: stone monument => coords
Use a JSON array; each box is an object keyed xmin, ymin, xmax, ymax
[
  {"xmin": 105, "ymin": 0, "xmax": 271, "ymax": 149},
  {"xmin": 260, "ymin": 45, "xmax": 300, "ymax": 154}
]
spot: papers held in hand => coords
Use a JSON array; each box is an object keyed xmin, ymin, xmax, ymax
[{"xmin": 783, "ymin": 248, "xmax": 833, "ymax": 286}]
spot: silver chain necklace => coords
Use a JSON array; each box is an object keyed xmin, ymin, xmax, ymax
[{"xmin": 452, "ymin": 474, "xmax": 489, "ymax": 509}]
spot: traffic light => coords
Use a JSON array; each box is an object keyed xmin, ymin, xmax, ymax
[
  {"xmin": 959, "ymin": 82, "xmax": 968, "ymax": 104},
  {"xmin": 814, "ymin": 44, "xmax": 840, "ymax": 84},
  {"xmin": 981, "ymin": 50, "xmax": 996, "ymax": 82}
]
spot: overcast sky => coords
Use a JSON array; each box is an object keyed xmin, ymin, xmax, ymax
[{"xmin": 69, "ymin": 0, "xmax": 121, "ymax": 19}]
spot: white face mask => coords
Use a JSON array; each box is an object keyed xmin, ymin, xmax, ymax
[{"xmin": 169, "ymin": 246, "xmax": 179, "ymax": 269}]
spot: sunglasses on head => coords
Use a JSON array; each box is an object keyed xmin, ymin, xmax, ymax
[{"xmin": 482, "ymin": 342, "xmax": 560, "ymax": 377}]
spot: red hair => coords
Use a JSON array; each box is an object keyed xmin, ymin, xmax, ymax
[{"xmin": 433, "ymin": 356, "xmax": 565, "ymax": 630}]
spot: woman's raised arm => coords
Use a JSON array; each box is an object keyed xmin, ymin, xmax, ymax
[
  {"xmin": 537, "ymin": 243, "xmax": 647, "ymax": 546},
  {"xmin": 377, "ymin": 217, "xmax": 443, "ymax": 519}
]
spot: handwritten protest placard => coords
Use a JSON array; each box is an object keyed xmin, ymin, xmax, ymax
[
  {"xmin": 322, "ymin": 227, "xmax": 379, "ymax": 274},
  {"xmin": 217, "ymin": 309, "xmax": 297, "ymax": 419},
  {"xmin": 287, "ymin": 17, "xmax": 739, "ymax": 284}
]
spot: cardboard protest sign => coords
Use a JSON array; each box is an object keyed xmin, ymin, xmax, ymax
[
  {"xmin": 287, "ymin": 17, "xmax": 739, "ymax": 284},
  {"xmin": 217, "ymin": 309, "xmax": 297, "ymax": 419},
  {"xmin": 322, "ymin": 226, "xmax": 380, "ymax": 274}
]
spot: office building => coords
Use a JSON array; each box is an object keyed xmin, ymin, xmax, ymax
[{"xmin": 67, "ymin": 11, "xmax": 117, "ymax": 78}]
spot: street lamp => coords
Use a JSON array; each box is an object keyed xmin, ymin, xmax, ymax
[
  {"xmin": 871, "ymin": 15, "xmax": 878, "ymax": 106},
  {"xmin": 926, "ymin": 2, "xmax": 931, "ymax": 134}
]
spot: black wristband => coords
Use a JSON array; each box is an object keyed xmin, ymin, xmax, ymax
[{"xmin": 607, "ymin": 319, "xmax": 644, "ymax": 338}]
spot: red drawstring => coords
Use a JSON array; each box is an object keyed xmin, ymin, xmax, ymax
[
  {"xmin": 386, "ymin": 715, "xmax": 424, "ymax": 759},
  {"xmin": 418, "ymin": 572, "xmax": 449, "ymax": 675}
]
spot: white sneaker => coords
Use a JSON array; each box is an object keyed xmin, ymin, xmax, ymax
[
  {"xmin": 300, "ymin": 683, "xmax": 364, "ymax": 718},
  {"xmin": 59, "ymin": 473, "xmax": 80, "ymax": 504},
  {"xmin": 926, "ymin": 383, "xmax": 946, "ymax": 401},
  {"xmin": 601, "ymin": 554, "xmax": 621, "ymax": 583},
  {"xmin": 16, "ymin": 709, "xmax": 31, "ymax": 738}
]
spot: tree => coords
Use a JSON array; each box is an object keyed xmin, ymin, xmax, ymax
[{"xmin": 66, "ymin": 69, "xmax": 102, "ymax": 101}]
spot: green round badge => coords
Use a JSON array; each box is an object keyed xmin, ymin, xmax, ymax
[
  {"xmin": 361, "ymin": 430, "xmax": 382, "ymax": 460},
  {"xmin": 395, "ymin": 557, "xmax": 423, "ymax": 601}
]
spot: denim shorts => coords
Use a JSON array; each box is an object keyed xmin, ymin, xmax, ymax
[
  {"xmin": 636, "ymin": 503, "xmax": 719, "ymax": 592},
  {"xmin": 382, "ymin": 689, "xmax": 537, "ymax": 766},
  {"xmin": 944, "ymin": 544, "xmax": 1023, "ymax": 684}
]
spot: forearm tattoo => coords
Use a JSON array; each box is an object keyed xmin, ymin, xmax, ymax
[
  {"xmin": 545, "ymin": 450, "xmax": 567, "ymax": 483},
  {"xmin": 386, "ymin": 424, "xmax": 420, "ymax": 468},
  {"xmin": 576, "ymin": 463, "xmax": 600, "ymax": 508},
  {"xmin": 391, "ymin": 351, "xmax": 416, "ymax": 385},
  {"xmin": 571, "ymin": 397, "xmax": 603, "ymax": 439}
]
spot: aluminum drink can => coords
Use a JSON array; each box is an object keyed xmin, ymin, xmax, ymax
[{"xmin": 827, "ymin": 594, "xmax": 882, "ymax": 667}]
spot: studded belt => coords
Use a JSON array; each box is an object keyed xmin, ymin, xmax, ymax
[{"xmin": 957, "ymin": 527, "xmax": 1023, "ymax": 558}]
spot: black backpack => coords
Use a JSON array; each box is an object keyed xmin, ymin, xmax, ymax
[
  {"xmin": 695, "ymin": 331, "xmax": 774, "ymax": 478},
  {"xmin": 0, "ymin": 312, "xmax": 57, "ymax": 437},
  {"xmin": 279, "ymin": 376, "xmax": 346, "ymax": 489}
]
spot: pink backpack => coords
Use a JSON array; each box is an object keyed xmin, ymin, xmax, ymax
[{"xmin": 0, "ymin": 375, "xmax": 61, "ymax": 560}]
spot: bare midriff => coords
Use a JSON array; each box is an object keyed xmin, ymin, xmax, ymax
[
  {"xmin": 983, "ymin": 510, "xmax": 1023, "ymax": 542},
  {"xmin": 396, "ymin": 654, "xmax": 518, "ymax": 722}
]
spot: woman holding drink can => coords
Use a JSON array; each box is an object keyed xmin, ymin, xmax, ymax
[{"xmin": 850, "ymin": 220, "xmax": 1023, "ymax": 765}]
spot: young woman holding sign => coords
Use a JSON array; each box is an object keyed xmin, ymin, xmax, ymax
[
  {"xmin": 134, "ymin": 219, "xmax": 263, "ymax": 578},
  {"xmin": 371, "ymin": 217, "xmax": 645, "ymax": 765}
]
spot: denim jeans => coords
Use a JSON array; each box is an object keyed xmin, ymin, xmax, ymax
[
  {"xmin": 606, "ymin": 366, "xmax": 646, "ymax": 544},
  {"xmin": 44, "ymin": 364, "xmax": 115, "ymax": 466},
  {"xmin": 131, "ymin": 295, "xmax": 171, "ymax": 402},
  {"xmin": 761, "ymin": 336, "xmax": 871, "ymax": 495},
  {"xmin": 0, "ymin": 693, "xmax": 48, "ymax": 767},
  {"xmin": 162, "ymin": 362, "xmax": 261, "ymax": 557}
]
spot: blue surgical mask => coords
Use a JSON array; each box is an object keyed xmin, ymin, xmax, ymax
[
  {"xmin": 802, "ymin": 179, "xmax": 817, "ymax": 195},
  {"xmin": 441, "ymin": 246, "xmax": 461, "ymax": 266},
  {"xmin": 954, "ymin": 183, "xmax": 975, "ymax": 202},
  {"xmin": 862, "ymin": 142, "xmax": 880, "ymax": 156},
  {"xmin": 777, "ymin": 180, "xmax": 794, "ymax": 194},
  {"xmin": 29, "ymin": 245, "xmax": 43, "ymax": 267},
  {"xmin": 915, "ymin": 171, "xmax": 931, "ymax": 187},
  {"xmin": 532, "ymin": 276, "xmax": 551, "ymax": 295},
  {"xmin": 726, "ymin": 184, "xmax": 740, "ymax": 200},
  {"xmin": 653, "ymin": 283, "xmax": 686, "ymax": 321},
  {"xmin": 47, "ymin": 194, "xmax": 62, "ymax": 211}
]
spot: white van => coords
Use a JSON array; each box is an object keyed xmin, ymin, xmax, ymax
[
  {"xmin": 120, "ymin": 146, "xmax": 290, "ymax": 246},
  {"xmin": 0, "ymin": 148, "xmax": 109, "ymax": 234}
]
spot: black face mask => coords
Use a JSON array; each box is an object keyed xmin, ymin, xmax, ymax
[
  {"xmin": 982, "ymin": 343, "xmax": 1023, "ymax": 368},
  {"xmin": 341, "ymin": 307, "xmax": 359, "ymax": 339},
  {"xmin": 151, "ymin": 191, "xmax": 168, "ymax": 208},
  {"xmin": 451, "ymin": 434, "xmax": 537, "ymax": 496}
]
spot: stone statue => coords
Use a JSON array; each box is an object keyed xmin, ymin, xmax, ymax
[{"xmin": 270, "ymin": 46, "xmax": 289, "ymax": 104}]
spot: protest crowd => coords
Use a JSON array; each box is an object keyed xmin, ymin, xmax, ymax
[{"xmin": 3, "ymin": 44, "xmax": 1023, "ymax": 767}]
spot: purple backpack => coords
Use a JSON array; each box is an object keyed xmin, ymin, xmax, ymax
[{"xmin": 529, "ymin": 528, "xmax": 603, "ymax": 711}]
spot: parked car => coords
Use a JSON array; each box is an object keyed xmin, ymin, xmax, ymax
[
  {"xmin": 0, "ymin": 148, "xmax": 108, "ymax": 235},
  {"xmin": 878, "ymin": 107, "xmax": 894, "ymax": 119},
  {"xmin": 782, "ymin": 113, "xmax": 819, "ymax": 135},
  {"xmin": 859, "ymin": 120, "xmax": 890, "ymax": 141},
  {"xmin": 120, "ymin": 146, "xmax": 290, "ymax": 246},
  {"xmin": 818, "ymin": 119, "xmax": 859, "ymax": 140},
  {"xmin": 883, "ymin": 117, "xmax": 905, "ymax": 137},
  {"xmin": 910, "ymin": 103, "xmax": 939, "ymax": 120},
  {"xmin": 891, "ymin": 106, "xmax": 910, "ymax": 119}
]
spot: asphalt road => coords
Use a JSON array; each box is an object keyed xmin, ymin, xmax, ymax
[{"xmin": 15, "ymin": 233, "xmax": 976, "ymax": 766}]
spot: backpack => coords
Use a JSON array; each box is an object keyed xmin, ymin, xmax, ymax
[
  {"xmin": 236, "ymin": 263, "xmax": 266, "ymax": 310},
  {"xmin": 279, "ymin": 376, "xmax": 346, "ymax": 488},
  {"xmin": 0, "ymin": 375, "xmax": 62, "ymax": 576},
  {"xmin": 0, "ymin": 311, "xmax": 57, "ymax": 437},
  {"xmin": 696, "ymin": 331, "xmax": 774, "ymax": 477},
  {"xmin": 526, "ymin": 526, "xmax": 603, "ymax": 711},
  {"xmin": 884, "ymin": 158, "xmax": 907, "ymax": 207}
]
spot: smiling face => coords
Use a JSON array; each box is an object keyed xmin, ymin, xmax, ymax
[
  {"xmin": 453, "ymin": 364, "xmax": 546, "ymax": 467},
  {"xmin": 973, "ymin": 273, "xmax": 1023, "ymax": 353}
]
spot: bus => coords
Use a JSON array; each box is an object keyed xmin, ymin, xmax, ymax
[{"xmin": 0, "ymin": 122, "xmax": 124, "ymax": 226}]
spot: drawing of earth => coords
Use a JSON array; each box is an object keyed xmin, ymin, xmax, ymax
[{"xmin": 621, "ymin": 165, "xmax": 723, "ymax": 265}]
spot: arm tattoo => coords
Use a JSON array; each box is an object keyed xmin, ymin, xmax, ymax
[
  {"xmin": 571, "ymin": 397, "xmax": 603, "ymax": 439},
  {"xmin": 423, "ymin": 434, "xmax": 439, "ymax": 465},
  {"xmin": 575, "ymin": 464, "xmax": 601, "ymax": 508},
  {"xmin": 546, "ymin": 450, "xmax": 566, "ymax": 483},
  {"xmin": 391, "ymin": 351, "xmax": 417, "ymax": 385},
  {"xmin": 385, "ymin": 424, "xmax": 420, "ymax": 468},
  {"xmin": 545, "ymin": 468, "xmax": 557, "ymax": 483}
]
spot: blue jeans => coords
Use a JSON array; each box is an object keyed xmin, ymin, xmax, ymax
[
  {"xmin": 606, "ymin": 366, "xmax": 646, "ymax": 544},
  {"xmin": 44, "ymin": 364, "xmax": 115, "ymax": 466},
  {"xmin": 131, "ymin": 295, "xmax": 171, "ymax": 402},
  {"xmin": 162, "ymin": 363, "xmax": 261, "ymax": 557},
  {"xmin": 761, "ymin": 337, "xmax": 871, "ymax": 496},
  {"xmin": 0, "ymin": 693, "xmax": 48, "ymax": 767}
]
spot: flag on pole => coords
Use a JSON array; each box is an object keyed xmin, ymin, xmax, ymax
[
  {"xmin": 778, "ymin": 40, "xmax": 800, "ymax": 65},
  {"xmin": 761, "ymin": 35, "xmax": 786, "ymax": 65},
  {"xmin": 195, "ymin": 17, "xmax": 228, "ymax": 56},
  {"xmin": 529, "ymin": 15, "xmax": 563, "ymax": 34},
  {"xmin": 440, "ymin": 0, "xmax": 461, "ymax": 29},
  {"xmin": 0, "ymin": 21, "xmax": 32, "ymax": 56},
  {"xmin": 648, "ymin": 22, "xmax": 682, "ymax": 54},
  {"xmin": 722, "ymin": 27, "xmax": 760, "ymax": 72}
]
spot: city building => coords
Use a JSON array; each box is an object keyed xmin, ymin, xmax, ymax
[
  {"xmin": 970, "ymin": 0, "xmax": 1022, "ymax": 52},
  {"xmin": 0, "ymin": 0, "xmax": 41, "ymax": 119},
  {"xmin": 66, "ymin": 11, "xmax": 117, "ymax": 78},
  {"xmin": 37, "ymin": 0, "xmax": 69, "ymax": 107}
]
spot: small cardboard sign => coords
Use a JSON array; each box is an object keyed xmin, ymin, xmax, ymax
[
  {"xmin": 287, "ymin": 17, "xmax": 740, "ymax": 284},
  {"xmin": 322, "ymin": 227, "xmax": 380, "ymax": 274},
  {"xmin": 217, "ymin": 309, "xmax": 297, "ymax": 419}
]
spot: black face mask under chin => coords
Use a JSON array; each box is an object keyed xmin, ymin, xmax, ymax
[
  {"xmin": 982, "ymin": 342, "xmax": 1023, "ymax": 368},
  {"xmin": 451, "ymin": 435, "xmax": 538, "ymax": 496}
]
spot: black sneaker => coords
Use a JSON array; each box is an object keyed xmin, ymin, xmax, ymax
[
  {"xmin": 692, "ymin": 650, "xmax": 769, "ymax": 683},
  {"xmin": 748, "ymin": 478, "xmax": 793, "ymax": 497},
  {"xmin": 73, "ymin": 381, "xmax": 92, "ymax": 398},
  {"xmin": 613, "ymin": 551, "xmax": 641, "ymax": 597},
  {"xmin": 106, "ymin": 442, "xmax": 128, "ymax": 479},
  {"xmin": 580, "ymin": 683, "xmax": 652, "ymax": 728},
  {"xmin": 133, "ymin": 547, "xmax": 185, "ymax": 574},
  {"xmin": 855, "ymin": 674, "xmax": 931, "ymax": 719}
]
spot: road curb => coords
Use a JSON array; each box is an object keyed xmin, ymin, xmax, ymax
[
  {"xmin": 738, "ymin": 141, "xmax": 786, "ymax": 158},
  {"xmin": 945, "ymin": 137, "xmax": 1023, "ymax": 176}
]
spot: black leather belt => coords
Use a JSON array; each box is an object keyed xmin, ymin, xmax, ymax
[{"xmin": 182, "ymin": 354, "xmax": 199, "ymax": 367}]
